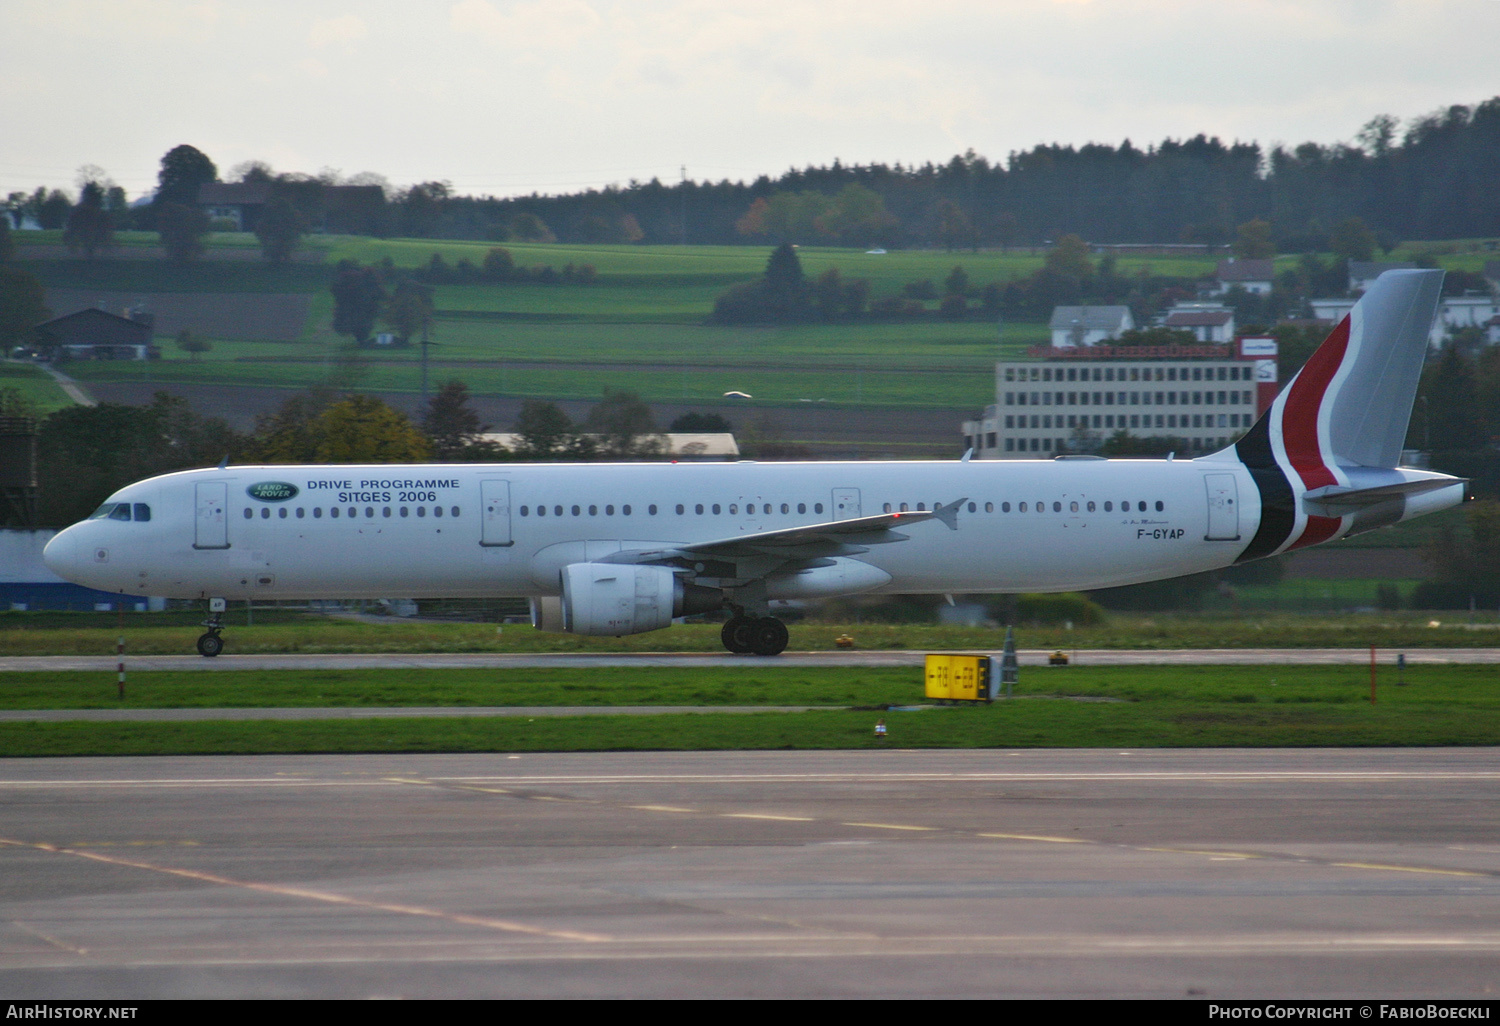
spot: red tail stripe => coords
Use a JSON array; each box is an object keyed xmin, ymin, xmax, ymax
[
  {"xmin": 1281, "ymin": 315, "xmax": 1349, "ymax": 492},
  {"xmin": 1290, "ymin": 514, "xmax": 1342, "ymax": 550}
]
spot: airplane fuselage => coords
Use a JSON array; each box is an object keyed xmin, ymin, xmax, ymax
[{"xmin": 47, "ymin": 453, "xmax": 1449, "ymax": 604}]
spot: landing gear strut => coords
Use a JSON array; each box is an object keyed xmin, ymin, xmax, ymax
[
  {"xmin": 196, "ymin": 607, "xmax": 225, "ymax": 658},
  {"xmin": 721, "ymin": 615, "xmax": 789, "ymax": 656}
]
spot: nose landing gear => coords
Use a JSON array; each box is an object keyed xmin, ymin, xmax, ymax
[
  {"xmin": 721, "ymin": 615, "xmax": 789, "ymax": 656},
  {"xmin": 196, "ymin": 599, "xmax": 226, "ymax": 657}
]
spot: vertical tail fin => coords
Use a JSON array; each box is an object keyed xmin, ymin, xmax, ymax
[{"xmin": 1233, "ymin": 268, "xmax": 1445, "ymax": 559}]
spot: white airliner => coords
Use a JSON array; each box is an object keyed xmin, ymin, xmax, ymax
[{"xmin": 44, "ymin": 270, "xmax": 1465, "ymax": 657}]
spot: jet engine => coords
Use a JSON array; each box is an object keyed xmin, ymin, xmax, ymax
[{"xmin": 532, "ymin": 563, "xmax": 721, "ymax": 636}]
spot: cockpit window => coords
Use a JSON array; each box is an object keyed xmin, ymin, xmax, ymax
[{"xmin": 87, "ymin": 502, "xmax": 149, "ymax": 522}]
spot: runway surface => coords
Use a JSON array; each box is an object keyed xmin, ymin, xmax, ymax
[
  {"xmin": 4, "ymin": 647, "xmax": 1498, "ymax": 672},
  {"xmin": 2, "ymin": 748, "xmax": 1498, "ymax": 998}
]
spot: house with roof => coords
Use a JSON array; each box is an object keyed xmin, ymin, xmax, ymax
[
  {"xmin": 1483, "ymin": 262, "xmax": 1500, "ymax": 293},
  {"xmin": 33, "ymin": 308, "xmax": 158, "ymax": 362},
  {"xmin": 1431, "ymin": 294, "xmax": 1500, "ymax": 344},
  {"xmin": 1212, "ymin": 258, "xmax": 1275, "ymax": 296},
  {"xmin": 1349, "ymin": 261, "xmax": 1418, "ymax": 293},
  {"xmin": 1048, "ymin": 306, "xmax": 1134, "ymax": 348},
  {"xmin": 1164, "ymin": 302, "xmax": 1235, "ymax": 343},
  {"xmin": 198, "ymin": 182, "xmax": 271, "ymax": 231}
]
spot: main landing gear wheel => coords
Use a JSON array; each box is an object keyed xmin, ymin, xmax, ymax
[
  {"xmin": 722, "ymin": 616, "xmax": 790, "ymax": 656},
  {"xmin": 196, "ymin": 631, "xmax": 224, "ymax": 657},
  {"xmin": 722, "ymin": 617, "xmax": 757, "ymax": 654}
]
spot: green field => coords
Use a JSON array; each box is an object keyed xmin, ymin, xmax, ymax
[
  {"xmin": 0, "ymin": 361, "xmax": 73, "ymax": 415},
  {"xmin": 2, "ymin": 663, "xmax": 1494, "ymax": 757},
  {"xmin": 14, "ymin": 237, "xmax": 1204, "ymax": 411}
]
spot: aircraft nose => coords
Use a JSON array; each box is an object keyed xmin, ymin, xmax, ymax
[{"xmin": 42, "ymin": 528, "xmax": 79, "ymax": 582}]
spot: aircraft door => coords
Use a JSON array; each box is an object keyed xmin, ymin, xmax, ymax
[
  {"xmin": 1204, "ymin": 473, "xmax": 1240, "ymax": 541},
  {"xmin": 194, "ymin": 482, "xmax": 229, "ymax": 550},
  {"xmin": 831, "ymin": 488, "xmax": 861, "ymax": 521},
  {"xmin": 481, "ymin": 479, "xmax": 513, "ymax": 547}
]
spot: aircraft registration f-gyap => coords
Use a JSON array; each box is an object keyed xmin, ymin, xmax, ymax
[{"xmin": 45, "ymin": 270, "xmax": 1465, "ymax": 657}]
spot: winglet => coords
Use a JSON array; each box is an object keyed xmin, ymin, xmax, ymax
[
  {"xmin": 217, "ymin": 454, "xmax": 229, "ymax": 470},
  {"xmin": 933, "ymin": 497, "xmax": 967, "ymax": 530},
  {"xmin": 961, "ymin": 448, "xmax": 973, "ymax": 463}
]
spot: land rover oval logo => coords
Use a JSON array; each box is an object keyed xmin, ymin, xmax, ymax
[{"xmin": 247, "ymin": 482, "xmax": 298, "ymax": 502}]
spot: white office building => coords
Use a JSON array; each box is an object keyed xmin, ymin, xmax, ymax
[{"xmin": 962, "ymin": 344, "xmax": 1271, "ymax": 459}]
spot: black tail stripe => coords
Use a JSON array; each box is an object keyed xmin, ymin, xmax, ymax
[{"xmin": 1234, "ymin": 415, "xmax": 1295, "ymax": 563}]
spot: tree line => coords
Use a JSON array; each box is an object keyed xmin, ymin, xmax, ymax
[
  {"xmin": 8, "ymin": 98, "xmax": 1498, "ymax": 255},
  {"xmin": 0, "ymin": 382, "xmax": 738, "ymax": 528}
]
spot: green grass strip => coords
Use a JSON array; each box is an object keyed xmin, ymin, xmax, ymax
[{"xmin": 3, "ymin": 665, "xmax": 1496, "ymax": 756}]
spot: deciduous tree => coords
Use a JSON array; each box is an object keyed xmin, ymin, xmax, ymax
[
  {"xmin": 174, "ymin": 329, "xmax": 211, "ymax": 362},
  {"xmin": 0, "ymin": 268, "xmax": 49, "ymax": 348},
  {"xmin": 330, "ymin": 261, "xmax": 386, "ymax": 344},
  {"xmin": 155, "ymin": 144, "xmax": 217, "ymax": 208},
  {"xmin": 63, "ymin": 182, "xmax": 114, "ymax": 259},
  {"xmin": 255, "ymin": 198, "xmax": 306, "ymax": 263},
  {"xmin": 157, "ymin": 202, "xmax": 209, "ymax": 263}
]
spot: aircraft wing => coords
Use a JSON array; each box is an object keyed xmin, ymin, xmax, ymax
[{"xmin": 595, "ymin": 501, "xmax": 966, "ymax": 584}]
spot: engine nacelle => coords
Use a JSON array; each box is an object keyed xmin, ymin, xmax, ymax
[
  {"xmin": 529, "ymin": 595, "xmax": 566, "ymax": 633},
  {"xmin": 553, "ymin": 563, "xmax": 720, "ymax": 637}
]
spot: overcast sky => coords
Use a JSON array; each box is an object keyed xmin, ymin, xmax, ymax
[{"xmin": 4, "ymin": 0, "xmax": 1499, "ymax": 201}]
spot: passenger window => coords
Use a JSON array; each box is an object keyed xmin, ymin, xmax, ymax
[
  {"xmin": 434, "ymin": 506, "xmax": 443, "ymax": 518},
  {"xmin": 622, "ymin": 505, "xmax": 631, "ymax": 515},
  {"xmin": 520, "ymin": 506, "xmax": 529, "ymax": 516},
  {"xmin": 571, "ymin": 506, "xmax": 580, "ymax": 516},
  {"xmin": 917, "ymin": 503, "xmax": 926, "ymax": 511},
  {"xmin": 798, "ymin": 503, "xmax": 806, "ymax": 514},
  {"xmin": 133, "ymin": 503, "xmax": 151, "ymax": 522},
  {"xmin": 676, "ymin": 504, "xmax": 685, "ymax": 514},
  {"xmin": 1155, "ymin": 501, "xmax": 1164, "ymax": 512},
  {"xmin": 261, "ymin": 508, "xmax": 271, "ymax": 519},
  {"xmin": 589, "ymin": 505, "xmax": 598, "ymax": 516},
  {"xmin": 1103, "ymin": 502, "xmax": 1112, "ymax": 512},
  {"xmin": 314, "ymin": 507, "xmax": 323, "ymax": 518},
  {"xmin": 605, "ymin": 505, "xmax": 614, "ymax": 515},
  {"xmin": 1019, "ymin": 502, "xmax": 1027, "ymax": 512},
  {"xmin": 729, "ymin": 504, "xmax": 738, "ymax": 514},
  {"xmin": 347, "ymin": 507, "xmax": 356, "ymax": 518},
  {"xmin": 382, "ymin": 507, "xmax": 391, "ymax": 518},
  {"xmin": 242, "ymin": 508, "xmax": 252, "ymax": 519},
  {"xmin": 536, "ymin": 506, "xmax": 545, "ymax": 517},
  {"xmin": 401, "ymin": 507, "xmax": 409, "ymax": 518},
  {"xmin": 1000, "ymin": 502, "xmax": 1009, "ymax": 512},
  {"xmin": 712, "ymin": 504, "xmax": 721, "ymax": 515},
  {"xmin": 554, "ymin": 506, "xmax": 562, "ymax": 516},
  {"xmin": 366, "ymin": 507, "xmax": 374, "ymax": 518},
  {"xmin": 1036, "ymin": 501, "xmax": 1044, "ymax": 513},
  {"xmin": 1053, "ymin": 501, "xmax": 1062, "ymax": 513},
  {"xmin": 883, "ymin": 503, "xmax": 893, "ymax": 513},
  {"xmin": 332, "ymin": 507, "xmax": 341, "ymax": 518},
  {"xmin": 967, "ymin": 502, "xmax": 976, "ymax": 513},
  {"xmin": 450, "ymin": 507, "xmax": 459, "ymax": 517},
  {"xmin": 1069, "ymin": 501, "xmax": 1079, "ymax": 512},
  {"xmin": 296, "ymin": 508, "xmax": 305, "ymax": 519},
  {"xmin": 1087, "ymin": 501, "xmax": 1096, "ymax": 512},
  {"xmin": 279, "ymin": 507, "xmax": 288, "ymax": 519},
  {"xmin": 781, "ymin": 503, "xmax": 789, "ymax": 514},
  {"xmin": 985, "ymin": 502, "xmax": 994, "ymax": 513},
  {"xmin": 416, "ymin": 507, "xmax": 425, "ymax": 517},
  {"xmin": 899, "ymin": 502, "xmax": 908, "ymax": 512},
  {"xmin": 814, "ymin": 503, "xmax": 823, "ymax": 514}
]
